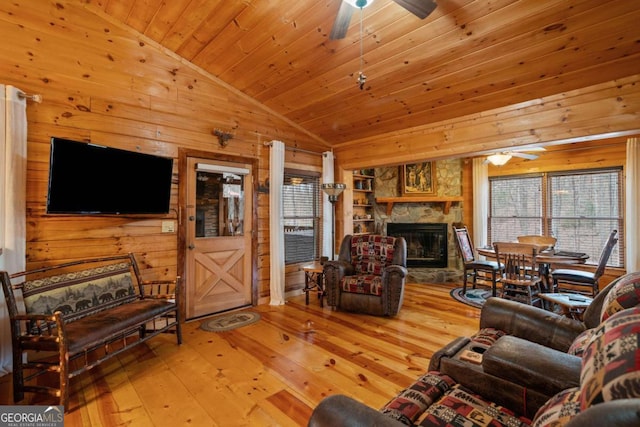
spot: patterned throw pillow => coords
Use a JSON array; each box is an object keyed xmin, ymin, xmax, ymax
[
  {"xmin": 532, "ymin": 387, "xmax": 581, "ymax": 427},
  {"xmin": 580, "ymin": 306, "xmax": 640, "ymax": 410},
  {"xmin": 599, "ymin": 271, "xmax": 640, "ymax": 321},
  {"xmin": 421, "ymin": 383, "xmax": 531, "ymax": 427},
  {"xmin": 470, "ymin": 327, "xmax": 506, "ymax": 347},
  {"xmin": 567, "ymin": 328, "xmax": 596, "ymax": 357},
  {"xmin": 380, "ymin": 371, "xmax": 455, "ymax": 426}
]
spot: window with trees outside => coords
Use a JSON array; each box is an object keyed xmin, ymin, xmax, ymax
[
  {"xmin": 283, "ymin": 170, "xmax": 322, "ymax": 264},
  {"xmin": 489, "ymin": 167, "xmax": 623, "ymax": 268}
]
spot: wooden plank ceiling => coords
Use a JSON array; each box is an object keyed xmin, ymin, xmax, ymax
[{"xmin": 87, "ymin": 0, "xmax": 640, "ymax": 146}]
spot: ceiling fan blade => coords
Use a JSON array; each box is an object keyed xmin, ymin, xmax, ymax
[
  {"xmin": 330, "ymin": 1, "xmax": 354, "ymax": 40},
  {"xmin": 512, "ymin": 147, "xmax": 547, "ymax": 153},
  {"xmin": 392, "ymin": 0, "xmax": 437, "ymax": 19},
  {"xmin": 511, "ymin": 152, "xmax": 539, "ymax": 160}
]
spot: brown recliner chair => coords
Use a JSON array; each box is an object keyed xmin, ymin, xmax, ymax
[{"xmin": 323, "ymin": 234, "xmax": 407, "ymax": 316}]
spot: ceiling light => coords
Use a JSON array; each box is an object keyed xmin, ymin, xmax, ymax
[
  {"xmin": 290, "ymin": 177, "xmax": 304, "ymax": 185},
  {"xmin": 486, "ymin": 153, "xmax": 512, "ymax": 166},
  {"xmin": 344, "ymin": 0, "xmax": 375, "ymax": 8}
]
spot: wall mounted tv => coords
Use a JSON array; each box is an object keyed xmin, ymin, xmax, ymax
[{"xmin": 46, "ymin": 137, "xmax": 174, "ymax": 215}]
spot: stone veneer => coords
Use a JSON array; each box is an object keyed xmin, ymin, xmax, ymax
[{"xmin": 374, "ymin": 160, "xmax": 464, "ymax": 284}]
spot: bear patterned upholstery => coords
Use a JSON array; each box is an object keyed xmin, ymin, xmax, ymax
[
  {"xmin": 323, "ymin": 234, "xmax": 408, "ymax": 316},
  {"xmin": 531, "ymin": 306, "xmax": 640, "ymax": 426},
  {"xmin": 599, "ymin": 271, "xmax": 640, "ymax": 321},
  {"xmin": 341, "ymin": 235, "xmax": 399, "ymax": 296},
  {"xmin": 379, "ymin": 371, "xmax": 531, "ymax": 427},
  {"xmin": 380, "ymin": 371, "xmax": 456, "ymax": 425},
  {"xmin": 22, "ymin": 261, "xmax": 137, "ymax": 323},
  {"xmin": 579, "ymin": 306, "xmax": 640, "ymax": 408}
]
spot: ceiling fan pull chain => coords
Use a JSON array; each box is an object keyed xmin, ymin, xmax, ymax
[{"xmin": 357, "ymin": 6, "xmax": 367, "ymax": 90}]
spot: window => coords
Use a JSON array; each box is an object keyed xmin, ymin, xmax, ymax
[
  {"xmin": 283, "ymin": 170, "xmax": 322, "ymax": 264},
  {"xmin": 489, "ymin": 168, "xmax": 623, "ymax": 268},
  {"xmin": 489, "ymin": 174, "xmax": 543, "ymax": 243}
]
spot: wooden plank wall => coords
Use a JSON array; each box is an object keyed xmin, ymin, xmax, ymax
[{"xmin": 0, "ymin": 1, "xmax": 324, "ymax": 302}]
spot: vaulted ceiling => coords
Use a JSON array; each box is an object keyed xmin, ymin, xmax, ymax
[{"xmin": 88, "ymin": 0, "xmax": 640, "ymax": 146}]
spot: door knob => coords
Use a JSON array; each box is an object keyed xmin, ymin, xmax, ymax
[{"xmin": 188, "ymin": 244, "xmax": 195, "ymax": 250}]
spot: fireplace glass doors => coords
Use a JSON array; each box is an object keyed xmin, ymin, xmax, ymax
[{"xmin": 387, "ymin": 223, "xmax": 448, "ymax": 268}]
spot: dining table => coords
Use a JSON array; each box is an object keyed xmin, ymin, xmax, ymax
[{"xmin": 476, "ymin": 246, "xmax": 590, "ymax": 293}]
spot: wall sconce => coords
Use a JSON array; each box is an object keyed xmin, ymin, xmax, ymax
[{"xmin": 213, "ymin": 129, "xmax": 234, "ymax": 147}]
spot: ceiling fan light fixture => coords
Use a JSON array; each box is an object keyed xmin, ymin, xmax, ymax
[
  {"xmin": 344, "ymin": 0, "xmax": 375, "ymax": 8},
  {"xmin": 487, "ymin": 153, "xmax": 512, "ymax": 166}
]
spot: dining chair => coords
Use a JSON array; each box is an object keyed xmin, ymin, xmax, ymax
[
  {"xmin": 517, "ymin": 235, "xmax": 557, "ymax": 251},
  {"xmin": 452, "ymin": 225, "xmax": 501, "ymax": 297},
  {"xmin": 493, "ymin": 242, "xmax": 543, "ymax": 307},
  {"xmin": 551, "ymin": 229, "xmax": 618, "ymax": 297}
]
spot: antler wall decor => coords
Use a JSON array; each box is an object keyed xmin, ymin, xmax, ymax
[{"xmin": 213, "ymin": 129, "xmax": 234, "ymax": 147}]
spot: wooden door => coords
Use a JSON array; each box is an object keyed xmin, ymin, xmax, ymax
[{"xmin": 185, "ymin": 156, "xmax": 253, "ymax": 319}]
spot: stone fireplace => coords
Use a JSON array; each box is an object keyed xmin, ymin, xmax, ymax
[{"xmin": 373, "ymin": 160, "xmax": 465, "ymax": 284}]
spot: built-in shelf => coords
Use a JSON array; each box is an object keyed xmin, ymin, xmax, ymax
[
  {"xmin": 352, "ymin": 172, "xmax": 375, "ymax": 235},
  {"xmin": 375, "ymin": 196, "xmax": 464, "ymax": 215}
]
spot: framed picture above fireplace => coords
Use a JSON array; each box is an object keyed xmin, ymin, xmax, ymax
[{"xmin": 400, "ymin": 161, "xmax": 436, "ymax": 196}]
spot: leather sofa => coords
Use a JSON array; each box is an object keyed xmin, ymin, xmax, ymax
[{"xmin": 308, "ymin": 271, "xmax": 640, "ymax": 426}]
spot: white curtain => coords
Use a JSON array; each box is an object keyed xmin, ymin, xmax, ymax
[
  {"xmin": 0, "ymin": 85, "xmax": 27, "ymax": 375},
  {"xmin": 626, "ymin": 138, "xmax": 639, "ymax": 272},
  {"xmin": 472, "ymin": 158, "xmax": 489, "ymax": 250},
  {"xmin": 269, "ymin": 140, "xmax": 286, "ymax": 305},
  {"xmin": 321, "ymin": 151, "xmax": 335, "ymax": 259}
]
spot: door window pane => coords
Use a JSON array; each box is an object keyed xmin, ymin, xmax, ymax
[{"xmin": 196, "ymin": 171, "xmax": 244, "ymax": 237}]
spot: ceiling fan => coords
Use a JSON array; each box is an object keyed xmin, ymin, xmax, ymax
[
  {"xmin": 484, "ymin": 147, "xmax": 546, "ymax": 166},
  {"xmin": 330, "ymin": 0, "xmax": 438, "ymax": 40}
]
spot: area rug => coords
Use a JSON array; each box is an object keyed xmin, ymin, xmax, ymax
[
  {"xmin": 200, "ymin": 311, "xmax": 261, "ymax": 332},
  {"xmin": 450, "ymin": 287, "xmax": 494, "ymax": 309}
]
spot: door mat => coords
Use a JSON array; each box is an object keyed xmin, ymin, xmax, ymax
[
  {"xmin": 200, "ymin": 311, "xmax": 261, "ymax": 332},
  {"xmin": 449, "ymin": 287, "xmax": 493, "ymax": 309}
]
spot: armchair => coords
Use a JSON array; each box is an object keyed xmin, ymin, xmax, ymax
[{"xmin": 323, "ymin": 234, "xmax": 407, "ymax": 316}]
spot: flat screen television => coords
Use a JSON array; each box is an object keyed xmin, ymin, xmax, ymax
[{"xmin": 46, "ymin": 137, "xmax": 174, "ymax": 215}]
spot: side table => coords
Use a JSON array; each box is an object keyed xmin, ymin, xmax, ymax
[
  {"xmin": 539, "ymin": 293, "xmax": 593, "ymax": 321},
  {"xmin": 303, "ymin": 262, "xmax": 325, "ymax": 307}
]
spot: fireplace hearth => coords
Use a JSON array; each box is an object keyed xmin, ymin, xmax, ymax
[{"xmin": 387, "ymin": 223, "xmax": 448, "ymax": 268}]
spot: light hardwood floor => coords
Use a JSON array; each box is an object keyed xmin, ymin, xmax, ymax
[{"xmin": 0, "ymin": 282, "xmax": 481, "ymax": 426}]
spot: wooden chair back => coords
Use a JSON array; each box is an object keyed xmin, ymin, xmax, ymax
[
  {"xmin": 453, "ymin": 225, "xmax": 476, "ymax": 263},
  {"xmin": 594, "ymin": 229, "xmax": 619, "ymax": 280},
  {"xmin": 493, "ymin": 242, "xmax": 543, "ymax": 306},
  {"xmin": 493, "ymin": 242, "xmax": 540, "ymax": 282},
  {"xmin": 517, "ymin": 235, "xmax": 557, "ymax": 250}
]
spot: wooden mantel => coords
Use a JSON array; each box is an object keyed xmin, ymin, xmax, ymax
[{"xmin": 375, "ymin": 196, "xmax": 464, "ymax": 215}]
